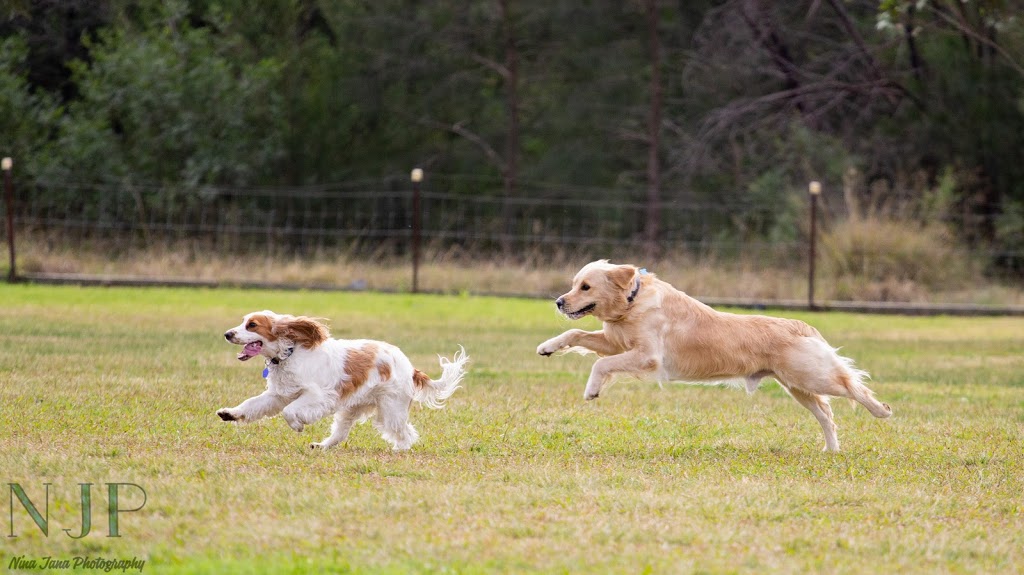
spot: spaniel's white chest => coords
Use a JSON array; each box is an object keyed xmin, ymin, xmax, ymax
[{"xmin": 265, "ymin": 365, "xmax": 310, "ymax": 397}]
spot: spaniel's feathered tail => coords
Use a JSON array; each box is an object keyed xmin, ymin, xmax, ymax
[{"xmin": 412, "ymin": 346, "xmax": 469, "ymax": 409}]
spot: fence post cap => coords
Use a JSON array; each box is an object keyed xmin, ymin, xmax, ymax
[{"xmin": 1, "ymin": 157, "xmax": 11, "ymax": 171}]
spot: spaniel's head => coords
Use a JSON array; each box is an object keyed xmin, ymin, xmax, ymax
[
  {"xmin": 555, "ymin": 260, "xmax": 642, "ymax": 322},
  {"xmin": 223, "ymin": 310, "xmax": 330, "ymax": 361}
]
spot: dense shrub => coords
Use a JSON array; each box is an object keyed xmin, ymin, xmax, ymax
[{"xmin": 822, "ymin": 218, "xmax": 978, "ymax": 298}]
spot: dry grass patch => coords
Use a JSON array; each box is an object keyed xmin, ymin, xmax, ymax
[{"xmin": 8, "ymin": 235, "xmax": 1024, "ymax": 305}]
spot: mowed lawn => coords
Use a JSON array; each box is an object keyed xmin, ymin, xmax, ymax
[{"xmin": 1, "ymin": 284, "xmax": 1022, "ymax": 574}]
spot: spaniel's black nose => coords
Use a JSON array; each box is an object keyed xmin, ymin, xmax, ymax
[
  {"xmin": 555, "ymin": 297, "xmax": 565, "ymax": 309},
  {"xmin": 224, "ymin": 330, "xmax": 235, "ymax": 341}
]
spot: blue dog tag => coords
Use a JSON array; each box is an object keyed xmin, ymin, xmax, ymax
[{"xmin": 262, "ymin": 367, "xmax": 269, "ymax": 378}]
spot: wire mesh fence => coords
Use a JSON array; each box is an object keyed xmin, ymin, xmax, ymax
[
  {"xmin": 2, "ymin": 174, "xmax": 1022, "ymax": 307},
  {"xmin": 8, "ymin": 176, "xmax": 814, "ymax": 263}
]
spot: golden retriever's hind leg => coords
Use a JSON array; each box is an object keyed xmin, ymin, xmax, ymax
[
  {"xmin": 786, "ymin": 387, "xmax": 840, "ymax": 452},
  {"xmin": 836, "ymin": 370, "xmax": 893, "ymax": 419},
  {"xmin": 794, "ymin": 338, "xmax": 893, "ymax": 419}
]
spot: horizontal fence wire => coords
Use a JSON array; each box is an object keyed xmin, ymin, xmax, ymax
[{"xmin": 3, "ymin": 176, "xmax": 1021, "ymax": 270}]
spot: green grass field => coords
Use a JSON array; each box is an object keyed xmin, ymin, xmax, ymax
[{"xmin": 1, "ymin": 284, "xmax": 1022, "ymax": 574}]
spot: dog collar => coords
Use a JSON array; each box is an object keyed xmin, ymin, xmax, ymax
[
  {"xmin": 263, "ymin": 347, "xmax": 295, "ymax": 378},
  {"xmin": 626, "ymin": 268, "xmax": 648, "ymax": 304}
]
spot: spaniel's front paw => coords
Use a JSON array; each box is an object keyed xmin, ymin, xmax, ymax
[
  {"xmin": 217, "ymin": 408, "xmax": 241, "ymax": 422},
  {"xmin": 284, "ymin": 414, "xmax": 304, "ymax": 433}
]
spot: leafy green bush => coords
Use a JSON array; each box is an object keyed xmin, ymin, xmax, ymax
[{"xmin": 37, "ymin": 15, "xmax": 285, "ymax": 189}]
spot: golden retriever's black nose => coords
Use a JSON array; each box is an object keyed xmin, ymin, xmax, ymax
[
  {"xmin": 224, "ymin": 330, "xmax": 235, "ymax": 341},
  {"xmin": 556, "ymin": 297, "xmax": 565, "ymax": 309}
]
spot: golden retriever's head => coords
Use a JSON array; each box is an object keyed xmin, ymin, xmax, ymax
[{"xmin": 555, "ymin": 260, "xmax": 640, "ymax": 322}]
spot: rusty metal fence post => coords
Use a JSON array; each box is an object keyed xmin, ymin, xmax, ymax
[
  {"xmin": 410, "ymin": 168, "xmax": 423, "ymax": 293},
  {"xmin": 3, "ymin": 157, "xmax": 14, "ymax": 283},
  {"xmin": 808, "ymin": 180, "xmax": 821, "ymax": 310}
]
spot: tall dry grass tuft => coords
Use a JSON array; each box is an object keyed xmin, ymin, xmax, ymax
[
  {"xmin": 820, "ymin": 218, "xmax": 978, "ymax": 302},
  {"xmin": 817, "ymin": 165, "xmax": 985, "ymax": 302}
]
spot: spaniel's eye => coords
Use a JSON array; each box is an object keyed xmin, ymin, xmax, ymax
[
  {"xmin": 581, "ymin": 283, "xmax": 590, "ymax": 291},
  {"xmin": 246, "ymin": 321, "xmax": 256, "ymax": 329}
]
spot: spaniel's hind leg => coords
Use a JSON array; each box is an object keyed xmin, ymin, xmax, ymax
[
  {"xmin": 373, "ymin": 396, "xmax": 419, "ymax": 451},
  {"xmin": 311, "ymin": 405, "xmax": 375, "ymax": 450}
]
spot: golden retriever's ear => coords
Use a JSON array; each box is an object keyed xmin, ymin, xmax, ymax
[
  {"xmin": 608, "ymin": 265, "xmax": 637, "ymax": 290},
  {"xmin": 273, "ymin": 316, "xmax": 330, "ymax": 348}
]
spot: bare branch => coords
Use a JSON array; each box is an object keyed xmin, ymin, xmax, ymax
[
  {"xmin": 616, "ymin": 128, "xmax": 648, "ymax": 144},
  {"xmin": 470, "ymin": 54, "xmax": 510, "ymax": 80},
  {"xmin": 825, "ymin": 0, "xmax": 917, "ymax": 107},
  {"xmin": 805, "ymin": 0, "xmax": 822, "ymax": 23},
  {"xmin": 697, "ymin": 79, "xmax": 907, "ymax": 142},
  {"xmin": 739, "ymin": 0, "xmax": 807, "ymax": 105},
  {"xmin": 926, "ymin": 3, "xmax": 1024, "ymax": 77},
  {"xmin": 419, "ymin": 117, "xmax": 507, "ymax": 173}
]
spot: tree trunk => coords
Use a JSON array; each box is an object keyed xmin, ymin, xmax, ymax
[
  {"xmin": 741, "ymin": 0, "xmax": 805, "ymax": 117},
  {"xmin": 500, "ymin": 0, "xmax": 520, "ymax": 254},
  {"xmin": 904, "ymin": 5, "xmax": 924, "ymax": 82},
  {"xmin": 644, "ymin": 0, "xmax": 663, "ymax": 261}
]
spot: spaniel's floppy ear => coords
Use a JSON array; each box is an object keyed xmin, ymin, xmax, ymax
[
  {"xmin": 273, "ymin": 316, "xmax": 329, "ymax": 348},
  {"xmin": 607, "ymin": 264, "xmax": 638, "ymax": 291}
]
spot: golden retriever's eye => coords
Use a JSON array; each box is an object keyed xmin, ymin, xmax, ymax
[
  {"xmin": 581, "ymin": 283, "xmax": 590, "ymax": 291},
  {"xmin": 246, "ymin": 321, "xmax": 256, "ymax": 329}
]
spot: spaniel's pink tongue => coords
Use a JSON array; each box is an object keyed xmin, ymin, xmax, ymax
[{"xmin": 237, "ymin": 342, "xmax": 262, "ymax": 361}]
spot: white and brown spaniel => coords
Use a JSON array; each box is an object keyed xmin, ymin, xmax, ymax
[{"xmin": 218, "ymin": 310, "xmax": 467, "ymax": 451}]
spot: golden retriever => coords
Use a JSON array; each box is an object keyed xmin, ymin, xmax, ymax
[{"xmin": 536, "ymin": 260, "xmax": 891, "ymax": 451}]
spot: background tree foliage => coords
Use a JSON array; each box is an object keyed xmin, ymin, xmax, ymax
[{"xmin": 1, "ymin": 0, "xmax": 1023, "ymax": 264}]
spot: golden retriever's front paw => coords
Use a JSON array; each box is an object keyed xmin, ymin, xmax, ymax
[{"xmin": 537, "ymin": 339, "xmax": 563, "ymax": 356}]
